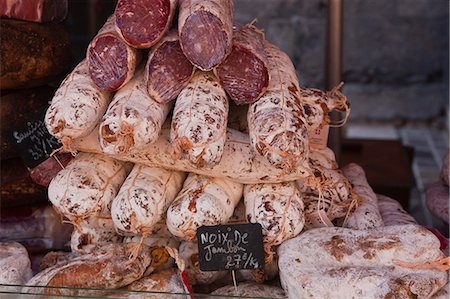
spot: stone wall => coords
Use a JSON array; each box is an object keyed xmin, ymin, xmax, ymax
[{"xmin": 234, "ymin": 0, "xmax": 449, "ymax": 123}]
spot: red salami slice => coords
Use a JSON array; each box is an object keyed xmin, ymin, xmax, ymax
[
  {"xmin": 214, "ymin": 24, "xmax": 269, "ymax": 105},
  {"xmin": 145, "ymin": 30, "xmax": 195, "ymax": 104},
  {"xmin": 178, "ymin": 0, "xmax": 234, "ymax": 71},
  {"xmin": 87, "ymin": 16, "xmax": 140, "ymax": 92},
  {"xmin": 114, "ymin": 0, "xmax": 176, "ymax": 49},
  {"xmin": 0, "ymin": 0, "xmax": 68, "ymax": 23}
]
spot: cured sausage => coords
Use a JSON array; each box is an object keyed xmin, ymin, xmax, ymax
[
  {"xmin": 99, "ymin": 70, "xmax": 171, "ymax": 155},
  {"xmin": 0, "ymin": 0, "xmax": 68, "ymax": 23},
  {"xmin": 45, "ymin": 60, "xmax": 112, "ymax": 148},
  {"xmin": 377, "ymin": 194, "xmax": 417, "ymax": 226},
  {"xmin": 48, "ymin": 153, "xmax": 129, "ymax": 222},
  {"xmin": 1, "ymin": 19, "xmax": 71, "ymax": 90},
  {"xmin": 247, "ymin": 42, "xmax": 309, "ymax": 173},
  {"xmin": 171, "ymin": 71, "xmax": 228, "ymax": 167},
  {"xmin": 145, "ymin": 30, "xmax": 195, "ymax": 104},
  {"xmin": 166, "ymin": 173, "xmax": 243, "ymax": 240},
  {"xmin": 87, "ymin": 15, "xmax": 140, "ymax": 92},
  {"xmin": 114, "ymin": 0, "xmax": 176, "ymax": 49},
  {"xmin": 342, "ymin": 163, "xmax": 384, "ymax": 230},
  {"xmin": 214, "ymin": 24, "xmax": 269, "ymax": 105},
  {"xmin": 111, "ymin": 164, "xmax": 185, "ymax": 237},
  {"xmin": 178, "ymin": 0, "xmax": 233, "ymax": 70},
  {"xmin": 278, "ymin": 225, "xmax": 448, "ymax": 299},
  {"xmin": 24, "ymin": 243, "xmax": 153, "ymax": 296},
  {"xmin": 244, "ymin": 182, "xmax": 304, "ymax": 260},
  {"xmin": 72, "ymin": 126, "xmax": 311, "ymax": 184}
]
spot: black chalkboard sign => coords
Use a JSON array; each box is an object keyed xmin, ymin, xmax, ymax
[
  {"xmin": 10, "ymin": 108, "xmax": 62, "ymax": 168},
  {"xmin": 196, "ymin": 223, "xmax": 265, "ymax": 271}
]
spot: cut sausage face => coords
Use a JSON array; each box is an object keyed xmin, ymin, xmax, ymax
[
  {"xmin": 145, "ymin": 33, "xmax": 195, "ymax": 104},
  {"xmin": 217, "ymin": 46, "xmax": 269, "ymax": 105},
  {"xmin": 87, "ymin": 34, "xmax": 130, "ymax": 91},
  {"xmin": 115, "ymin": 0, "xmax": 173, "ymax": 48},
  {"xmin": 180, "ymin": 11, "xmax": 228, "ymax": 71}
]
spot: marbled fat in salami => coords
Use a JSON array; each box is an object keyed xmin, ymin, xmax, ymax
[
  {"xmin": 114, "ymin": 0, "xmax": 176, "ymax": 49},
  {"xmin": 87, "ymin": 16, "xmax": 140, "ymax": 92},
  {"xmin": 178, "ymin": 0, "xmax": 233, "ymax": 71},
  {"xmin": 214, "ymin": 24, "xmax": 269, "ymax": 105},
  {"xmin": 145, "ymin": 30, "xmax": 195, "ymax": 104}
]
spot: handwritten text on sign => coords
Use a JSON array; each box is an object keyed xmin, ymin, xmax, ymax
[
  {"xmin": 196, "ymin": 224, "xmax": 265, "ymax": 271},
  {"xmin": 12, "ymin": 118, "xmax": 62, "ymax": 168}
]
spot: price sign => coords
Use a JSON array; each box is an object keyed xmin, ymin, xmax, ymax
[
  {"xmin": 10, "ymin": 108, "xmax": 62, "ymax": 168},
  {"xmin": 196, "ymin": 223, "xmax": 265, "ymax": 271}
]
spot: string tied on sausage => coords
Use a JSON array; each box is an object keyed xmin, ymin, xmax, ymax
[
  {"xmin": 326, "ymin": 82, "xmax": 351, "ymax": 128},
  {"xmin": 61, "ymin": 136, "xmax": 78, "ymax": 156},
  {"xmin": 126, "ymin": 229, "xmax": 150, "ymax": 266},
  {"xmin": 393, "ymin": 257, "xmax": 450, "ymax": 272}
]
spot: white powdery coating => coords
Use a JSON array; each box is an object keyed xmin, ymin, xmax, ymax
[
  {"xmin": 170, "ymin": 71, "xmax": 229, "ymax": 167},
  {"xmin": 278, "ymin": 225, "xmax": 448, "ymax": 299},
  {"xmin": 244, "ymin": 182, "xmax": 305, "ymax": 247},
  {"xmin": 179, "ymin": 241, "xmax": 227, "ymax": 285},
  {"xmin": 0, "ymin": 242, "xmax": 32, "ymax": 285},
  {"xmin": 123, "ymin": 219, "xmax": 180, "ymax": 249},
  {"xmin": 166, "ymin": 173, "xmax": 243, "ymax": 240},
  {"xmin": 45, "ymin": 60, "xmax": 111, "ymax": 140},
  {"xmin": 247, "ymin": 43, "xmax": 309, "ymax": 172},
  {"xmin": 70, "ymin": 216, "xmax": 122, "ymax": 254},
  {"xmin": 100, "ymin": 70, "xmax": 171, "ymax": 155},
  {"xmin": 71, "ymin": 126, "xmax": 311, "ymax": 184},
  {"xmin": 297, "ymin": 148, "xmax": 352, "ymax": 228},
  {"xmin": 342, "ymin": 163, "xmax": 384, "ymax": 230},
  {"xmin": 111, "ymin": 164, "xmax": 186, "ymax": 236},
  {"xmin": 48, "ymin": 153, "xmax": 129, "ymax": 220},
  {"xmin": 377, "ymin": 194, "xmax": 417, "ymax": 226}
]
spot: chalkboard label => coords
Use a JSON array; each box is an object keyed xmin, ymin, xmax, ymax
[
  {"xmin": 196, "ymin": 223, "xmax": 265, "ymax": 271},
  {"xmin": 11, "ymin": 108, "xmax": 62, "ymax": 168}
]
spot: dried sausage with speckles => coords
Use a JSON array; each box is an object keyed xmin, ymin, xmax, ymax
[
  {"xmin": 145, "ymin": 30, "xmax": 195, "ymax": 104},
  {"xmin": 244, "ymin": 181, "xmax": 304, "ymax": 260},
  {"xmin": 71, "ymin": 126, "xmax": 312, "ymax": 184},
  {"xmin": 166, "ymin": 173, "xmax": 243, "ymax": 240},
  {"xmin": 377, "ymin": 194, "xmax": 417, "ymax": 226},
  {"xmin": 45, "ymin": 60, "xmax": 112, "ymax": 148},
  {"xmin": 178, "ymin": 0, "xmax": 233, "ymax": 71},
  {"xmin": 170, "ymin": 71, "xmax": 229, "ymax": 167},
  {"xmin": 48, "ymin": 153, "xmax": 130, "ymax": 222},
  {"xmin": 247, "ymin": 42, "xmax": 309, "ymax": 173},
  {"xmin": 214, "ymin": 24, "xmax": 269, "ymax": 105},
  {"xmin": 87, "ymin": 15, "xmax": 141, "ymax": 92},
  {"xmin": 342, "ymin": 163, "xmax": 384, "ymax": 230},
  {"xmin": 99, "ymin": 70, "xmax": 171, "ymax": 155},
  {"xmin": 111, "ymin": 164, "xmax": 186, "ymax": 237},
  {"xmin": 114, "ymin": 0, "xmax": 176, "ymax": 49}
]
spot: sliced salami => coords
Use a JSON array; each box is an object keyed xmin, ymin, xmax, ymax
[
  {"xmin": 99, "ymin": 70, "xmax": 171, "ymax": 155},
  {"xmin": 145, "ymin": 30, "xmax": 195, "ymax": 104},
  {"xmin": 214, "ymin": 24, "xmax": 269, "ymax": 105},
  {"xmin": 171, "ymin": 71, "xmax": 229, "ymax": 167},
  {"xmin": 166, "ymin": 173, "xmax": 243, "ymax": 240},
  {"xmin": 111, "ymin": 164, "xmax": 186, "ymax": 237},
  {"xmin": 44, "ymin": 60, "xmax": 112, "ymax": 148},
  {"xmin": 114, "ymin": 0, "xmax": 176, "ymax": 49},
  {"xmin": 87, "ymin": 15, "xmax": 140, "ymax": 92},
  {"xmin": 247, "ymin": 42, "xmax": 309, "ymax": 173},
  {"xmin": 178, "ymin": 0, "xmax": 233, "ymax": 71}
]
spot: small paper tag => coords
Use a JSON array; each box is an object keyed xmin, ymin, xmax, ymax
[
  {"xmin": 309, "ymin": 125, "xmax": 330, "ymax": 149},
  {"xmin": 196, "ymin": 224, "xmax": 265, "ymax": 271},
  {"xmin": 10, "ymin": 107, "xmax": 62, "ymax": 168}
]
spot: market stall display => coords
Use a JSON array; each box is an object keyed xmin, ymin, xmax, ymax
[{"xmin": 0, "ymin": 0, "xmax": 448, "ymax": 298}]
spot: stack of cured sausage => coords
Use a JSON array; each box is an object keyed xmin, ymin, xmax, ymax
[{"xmin": 2, "ymin": 0, "xmax": 447, "ymax": 298}]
